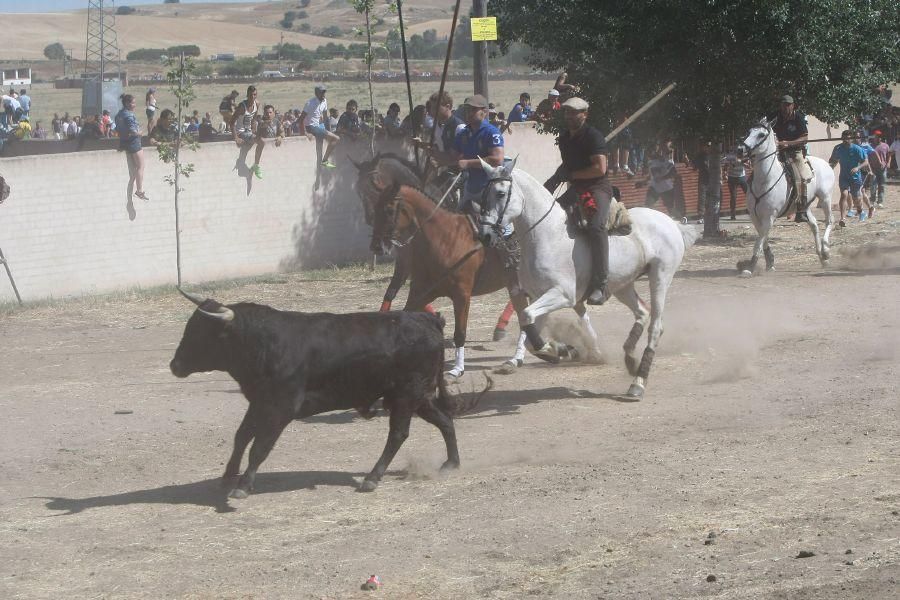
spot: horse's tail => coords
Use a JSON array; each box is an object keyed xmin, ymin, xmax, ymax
[{"xmin": 677, "ymin": 223, "xmax": 702, "ymax": 249}]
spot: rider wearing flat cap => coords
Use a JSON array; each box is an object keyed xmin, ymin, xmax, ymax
[
  {"xmin": 544, "ymin": 97, "xmax": 613, "ymax": 305},
  {"xmin": 773, "ymin": 94, "xmax": 811, "ymax": 222}
]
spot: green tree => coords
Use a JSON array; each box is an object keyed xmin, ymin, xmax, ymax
[
  {"xmin": 218, "ymin": 58, "xmax": 263, "ymax": 77},
  {"xmin": 163, "ymin": 0, "xmax": 180, "ymax": 4},
  {"xmin": 167, "ymin": 45, "xmax": 200, "ymax": 57},
  {"xmin": 43, "ymin": 42, "xmax": 67, "ymax": 60},
  {"xmin": 126, "ymin": 48, "xmax": 167, "ymax": 61},
  {"xmin": 492, "ymin": 0, "xmax": 900, "ymax": 235},
  {"xmin": 115, "ymin": 5, "xmax": 136, "ymax": 15},
  {"xmin": 321, "ymin": 25, "xmax": 343, "ymax": 38}
]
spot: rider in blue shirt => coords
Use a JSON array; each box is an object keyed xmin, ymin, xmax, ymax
[{"xmin": 450, "ymin": 94, "xmax": 505, "ymax": 210}]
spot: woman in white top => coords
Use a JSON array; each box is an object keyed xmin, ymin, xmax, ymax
[{"xmin": 145, "ymin": 88, "xmax": 158, "ymax": 132}]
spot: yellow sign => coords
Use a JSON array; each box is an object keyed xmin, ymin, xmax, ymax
[{"xmin": 470, "ymin": 17, "xmax": 498, "ymax": 42}]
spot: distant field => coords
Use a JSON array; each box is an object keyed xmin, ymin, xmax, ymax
[
  {"xmin": 2, "ymin": 0, "xmax": 453, "ymax": 61},
  {"xmin": 26, "ymin": 78, "xmax": 556, "ymax": 132}
]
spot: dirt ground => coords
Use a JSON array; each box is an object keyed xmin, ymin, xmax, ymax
[{"xmin": 2, "ymin": 186, "xmax": 899, "ymax": 599}]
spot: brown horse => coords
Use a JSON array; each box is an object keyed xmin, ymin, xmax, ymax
[
  {"xmin": 354, "ymin": 155, "xmax": 517, "ymax": 365},
  {"xmin": 372, "ymin": 180, "xmax": 523, "ymax": 376}
]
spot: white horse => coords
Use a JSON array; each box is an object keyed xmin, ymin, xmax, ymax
[
  {"xmin": 472, "ymin": 158, "xmax": 700, "ymax": 399},
  {"xmin": 736, "ymin": 118, "xmax": 835, "ymax": 277}
]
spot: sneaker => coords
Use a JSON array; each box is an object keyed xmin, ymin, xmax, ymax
[
  {"xmin": 697, "ymin": 217, "xmax": 704, "ymax": 224},
  {"xmin": 846, "ymin": 209, "xmax": 857, "ymax": 218},
  {"xmin": 250, "ymin": 164, "xmax": 262, "ymax": 179},
  {"xmin": 876, "ymin": 201, "xmax": 884, "ymax": 208},
  {"xmin": 859, "ymin": 210, "xmax": 868, "ymax": 222},
  {"xmin": 586, "ymin": 285, "xmax": 609, "ymax": 306},
  {"xmin": 621, "ymin": 165, "xmax": 635, "ymax": 177},
  {"xmin": 839, "ymin": 219, "xmax": 846, "ymax": 228},
  {"xmin": 321, "ymin": 159, "xmax": 337, "ymax": 169}
]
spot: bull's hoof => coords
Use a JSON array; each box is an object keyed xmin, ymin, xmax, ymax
[
  {"xmin": 624, "ymin": 354, "xmax": 639, "ymax": 376},
  {"xmin": 439, "ymin": 460, "xmax": 460, "ymax": 472},
  {"xmin": 738, "ymin": 270, "xmax": 753, "ymax": 278},
  {"xmin": 765, "ymin": 265, "xmax": 776, "ymax": 272},
  {"xmin": 228, "ymin": 487, "xmax": 250, "ymax": 500},
  {"xmin": 358, "ymin": 479, "xmax": 379, "ymax": 493},
  {"xmin": 559, "ymin": 343, "xmax": 580, "ymax": 362},
  {"xmin": 493, "ymin": 359, "xmax": 523, "ymax": 375},
  {"xmin": 492, "ymin": 327, "xmax": 507, "ymax": 342},
  {"xmin": 625, "ymin": 383, "xmax": 645, "ymax": 399}
]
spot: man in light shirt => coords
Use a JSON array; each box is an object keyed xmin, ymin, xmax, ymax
[
  {"xmin": 299, "ymin": 84, "xmax": 340, "ymax": 168},
  {"xmin": 889, "ymin": 136, "xmax": 900, "ymax": 179}
]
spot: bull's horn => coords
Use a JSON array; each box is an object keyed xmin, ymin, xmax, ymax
[
  {"xmin": 198, "ymin": 305, "xmax": 235, "ymax": 322},
  {"xmin": 177, "ymin": 287, "xmax": 206, "ymax": 306}
]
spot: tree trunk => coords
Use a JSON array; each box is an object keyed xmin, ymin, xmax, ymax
[{"xmin": 703, "ymin": 146, "xmax": 722, "ymax": 238}]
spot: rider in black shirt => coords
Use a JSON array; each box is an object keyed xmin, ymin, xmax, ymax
[
  {"xmin": 544, "ymin": 97, "xmax": 614, "ymax": 305},
  {"xmin": 772, "ymin": 94, "xmax": 811, "ymax": 222}
]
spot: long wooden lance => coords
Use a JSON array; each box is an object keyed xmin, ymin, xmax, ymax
[{"xmin": 604, "ymin": 82, "xmax": 677, "ymax": 143}]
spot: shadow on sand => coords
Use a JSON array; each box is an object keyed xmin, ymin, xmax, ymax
[{"xmin": 38, "ymin": 469, "xmax": 372, "ymax": 515}]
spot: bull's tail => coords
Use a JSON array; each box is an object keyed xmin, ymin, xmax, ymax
[
  {"xmin": 678, "ymin": 223, "xmax": 702, "ymax": 249},
  {"xmin": 437, "ymin": 372, "xmax": 493, "ymax": 416}
]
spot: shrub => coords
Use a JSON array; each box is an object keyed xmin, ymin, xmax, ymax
[
  {"xmin": 320, "ymin": 25, "xmax": 342, "ymax": 38},
  {"xmin": 126, "ymin": 48, "xmax": 167, "ymax": 61},
  {"xmin": 116, "ymin": 5, "xmax": 136, "ymax": 15},
  {"xmin": 43, "ymin": 42, "xmax": 67, "ymax": 60},
  {"xmin": 218, "ymin": 57, "xmax": 263, "ymax": 77}
]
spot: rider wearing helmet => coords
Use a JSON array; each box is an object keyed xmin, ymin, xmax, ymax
[
  {"xmin": 544, "ymin": 97, "xmax": 613, "ymax": 305},
  {"xmin": 773, "ymin": 94, "xmax": 811, "ymax": 222}
]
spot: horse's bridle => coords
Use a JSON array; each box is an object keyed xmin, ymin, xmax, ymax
[
  {"xmin": 742, "ymin": 122, "xmax": 789, "ymax": 216},
  {"xmin": 480, "ymin": 174, "xmax": 514, "ymax": 235}
]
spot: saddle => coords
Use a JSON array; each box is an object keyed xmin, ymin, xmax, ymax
[{"xmin": 564, "ymin": 187, "xmax": 633, "ymax": 236}]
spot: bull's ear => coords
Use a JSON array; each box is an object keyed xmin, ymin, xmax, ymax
[{"xmin": 178, "ymin": 287, "xmax": 207, "ymax": 306}]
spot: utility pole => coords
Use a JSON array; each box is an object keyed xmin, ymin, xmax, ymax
[{"xmin": 472, "ymin": 0, "xmax": 488, "ymax": 98}]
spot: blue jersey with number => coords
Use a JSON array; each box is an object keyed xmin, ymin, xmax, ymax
[{"xmin": 455, "ymin": 120, "xmax": 504, "ymax": 193}]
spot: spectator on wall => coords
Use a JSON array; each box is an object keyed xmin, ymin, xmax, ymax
[{"xmin": 114, "ymin": 93, "xmax": 149, "ymax": 214}]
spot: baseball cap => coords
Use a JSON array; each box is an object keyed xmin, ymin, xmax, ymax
[
  {"xmin": 562, "ymin": 97, "xmax": 589, "ymax": 111},
  {"xmin": 548, "ymin": 89, "xmax": 560, "ymax": 97},
  {"xmin": 463, "ymin": 94, "xmax": 489, "ymax": 108},
  {"xmin": 315, "ymin": 84, "xmax": 327, "ymax": 92},
  {"xmin": 780, "ymin": 94, "xmax": 794, "ymax": 104}
]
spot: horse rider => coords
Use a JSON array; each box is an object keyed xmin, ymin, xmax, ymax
[
  {"xmin": 773, "ymin": 94, "xmax": 811, "ymax": 222},
  {"xmin": 543, "ymin": 97, "xmax": 613, "ymax": 305}
]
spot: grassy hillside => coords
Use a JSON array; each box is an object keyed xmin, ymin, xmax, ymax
[{"xmin": 2, "ymin": 1, "xmax": 455, "ymax": 61}]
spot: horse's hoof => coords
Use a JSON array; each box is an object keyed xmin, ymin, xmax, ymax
[
  {"xmin": 439, "ymin": 460, "xmax": 460, "ymax": 472},
  {"xmin": 738, "ymin": 270, "xmax": 753, "ymax": 278},
  {"xmin": 446, "ymin": 367, "xmax": 464, "ymax": 378},
  {"xmin": 358, "ymin": 479, "xmax": 378, "ymax": 493},
  {"xmin": 492, "ymin": 327, "xmax": 507, "ymax": 342},
  {"xmin": 625, "ymin": 383, "xmax": 645, "ymax": 399},
  {"xmin": 228, "ymin": 487, "xmax": 249, "ymax": 500},
  {"xmin": 765, "ymin": 265, "xmax": 775, "ymax": 272},
  {"xmin": 493, "ymin": 359, "xmax": 523, "ymax": 375},
  {"xmin": 532, "ymin": 342, "xmax": 561, "ymax": 364},
  {"xmin": 624, "ymin": 354, "xmax": 639, "ymax": 376}
]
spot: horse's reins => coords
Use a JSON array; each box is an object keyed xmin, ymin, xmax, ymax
[
  {"xmin": 744, "ymin": 126, "xmax": 792, "ymax": 221},
  {"xmin": 388, "ymin": 172, "xmax": 463, "ymax": 248}
]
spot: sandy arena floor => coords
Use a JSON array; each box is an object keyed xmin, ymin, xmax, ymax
[{"xmin": 1, "ymin": 187, "xmax": 899, "ymax": 599}]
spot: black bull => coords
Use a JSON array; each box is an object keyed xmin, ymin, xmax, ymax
[{"xmin": 170, "ymin": 293, "xmax": 491, "ymax": 496}]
